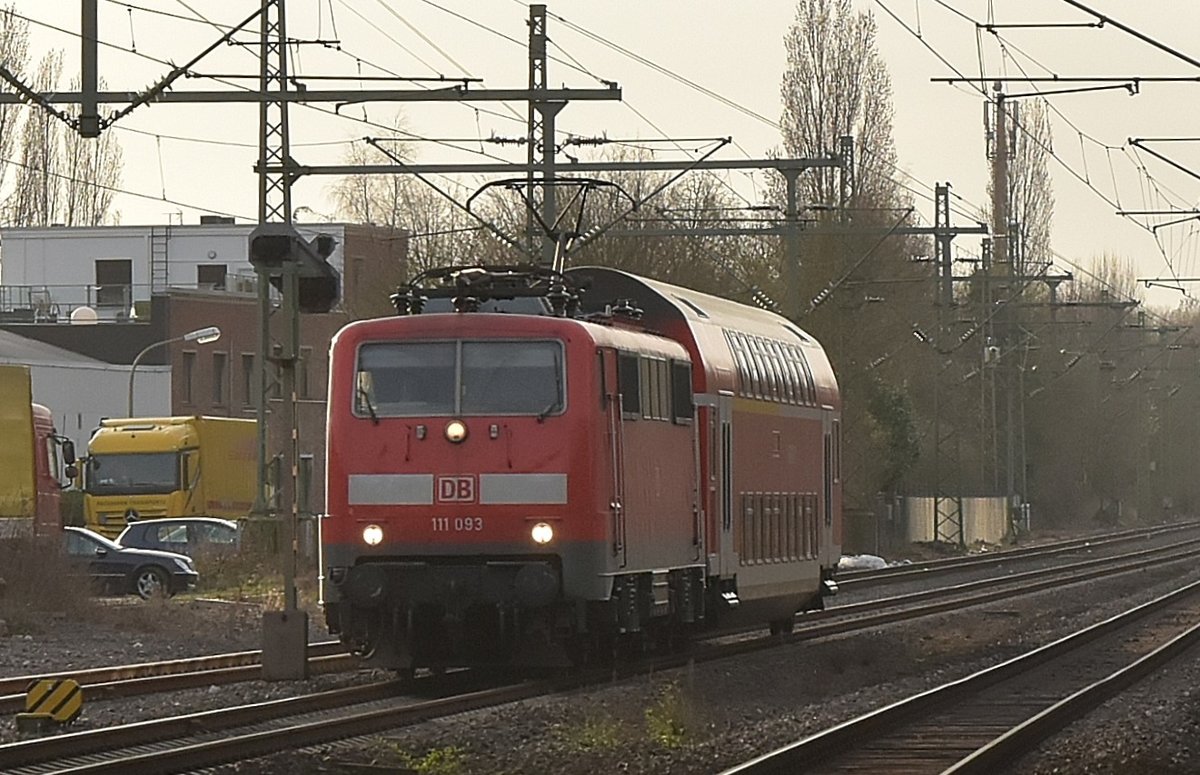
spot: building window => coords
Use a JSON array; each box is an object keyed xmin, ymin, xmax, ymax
[
  {"xmin": 212, "ymin": 351, "xmax": 228, "ymax": 405},
  {"xmin": 197, "ymin": 264, "xmax": 227, "ymax": 290},
  {"xmin": 299, "ymin": 346, "xmax": 313, "ymax": 399},
  {"xmin": 181, "ymin": 350, "xmax": 196, "ymax": 404},
  {"xmin": 94, "ymin": 259, "xmax": 132, "ymax": 308},
  {"xmin": 241, "ymin": 353, "xmax": 255, "ymax": 407}
]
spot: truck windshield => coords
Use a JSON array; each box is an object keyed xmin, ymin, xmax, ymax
[
  {"xmin": 355, "ymin": 340, "xmax": 564, "ymax": 417},
  {"xmin": 87, "ymin": 453, "xmax": 180, "ymax": 495}
]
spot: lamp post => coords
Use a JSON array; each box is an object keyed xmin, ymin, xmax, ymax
[{"xmin": 127, "ymin": 326, "xmax": 221, "ymax": 417}]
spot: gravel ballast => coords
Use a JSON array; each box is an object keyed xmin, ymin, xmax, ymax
[{"xmin": 4, "ymin": 546, "xmax": 1200, "ymax": 773}]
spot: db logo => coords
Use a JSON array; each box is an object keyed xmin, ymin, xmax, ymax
[{"xmin": 436, "ymin": 475, "xmax": 477, "ymax": 503}]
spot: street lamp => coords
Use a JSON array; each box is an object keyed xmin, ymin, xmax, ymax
[{"xmin": 127, "ymin": 326, "xmax": 221, "ymax": 417}]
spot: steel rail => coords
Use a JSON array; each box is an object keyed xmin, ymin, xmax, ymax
[
  {"xmin": 0, "ymin": 640, "xmax": 345, "ymax": 696},
  {"xmin": 720, "ymin": 579, "xmax": 1200, "ymax": 774},
  {"xmin": 821, "ymin": 535, "xmax": 1200, "ymax": 622},
  {"xmin": 44, "ymin": 683, "xmax": 550, "ymax": 775},
  {"xmin": 837, "ymin": 520, "xmax": 1200, "ymax": 585},
  {"xmin": 945, "ymin": 618, "xmax": 1200, "ymax": 774},
  {"xmin": 0, "ymin": 652, "xmax": 357, "ymax": 715}
]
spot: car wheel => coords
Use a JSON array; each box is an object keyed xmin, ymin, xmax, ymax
[{"xmin": 134, "ymin": 566, "xmax": 171, "ymax": 600}]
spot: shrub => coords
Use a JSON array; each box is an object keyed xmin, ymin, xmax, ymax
[{"xmin": 0, "ymin": 537, "xmax": 96, "ymax": 633}]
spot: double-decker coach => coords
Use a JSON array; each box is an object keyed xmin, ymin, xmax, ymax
[{"xmin": 321, "ymin": 265, "xmax": 840, "ymax": 671}]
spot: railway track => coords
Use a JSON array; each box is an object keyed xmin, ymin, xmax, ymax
[
  {"xmin": 838, "ymin": 519, "xmax": 1200, "ymax": 588},
  {"xmin": 0, "ymin": 642, "xmax": 353, "ymax": 715},
  {"xmin": 0, "ymin": 522, "xmax": 1183, "ymax": 716},
  {"xmin": 5, "ymin": 538, "xmax": 1200, "ymax": 774},
  {"xmin": 720, "ymin": 577, "xmax": 1200, "ymax": 774},
  {"xmin": 3, "ymin": 527, "xmax": 1192, "ymax": 720}
]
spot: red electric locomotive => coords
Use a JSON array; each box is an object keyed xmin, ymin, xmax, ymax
[{"xmin": 321, "ymin": 265, "xmax": 841, "ymax": 670}]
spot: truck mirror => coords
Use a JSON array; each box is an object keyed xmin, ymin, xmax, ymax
[
  {"xmin": 65, "ymin": 464, "xmax": 79, "ymax": 481},
  {"xmin": 62, "ymin": 439, "xmax": 76, "ymax": 465}
]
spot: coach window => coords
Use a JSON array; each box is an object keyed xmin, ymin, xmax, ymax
[
  {"xmin": 799, "ymin": 349, "xmax": 816, "ymax": 405},
  {"xmin": 789, "ymin": 344, "xmax": 811, "ymax": 404},
  {"xmin": 746, "ymin": 336, "xmax": 766, "ymax": 399},
  {"xmin": 782, "ymin": 344, "xmax": 800, "ymax": 404},
  {"xmin": 728, "ymin": 333, "xmax": 750, "ymax": 397},
  {"xmin": 618, "ymin": 352, "xmax": 641, "ymax": 417},
  {"xmin": 764, "ymin": 340, "xmax": 782, "ymax": 402},
  {"xmin": 756, "ymin": 338, "xmax": 775, "ymax": 401},
  {"xmin": 772, "ymin": 340, "xmax": 796, "ymax": 403},
  {"xmin": 639, "ymin": 357, "xmax": 653, "ymax": 419},
  {"xmin": 768, "ymin": 338, "xmax": 787, "ymax": 400}
]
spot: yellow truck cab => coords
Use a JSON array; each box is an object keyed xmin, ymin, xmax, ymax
[{"xmin": 83, "ymin": 416, "xmax": 256, "ymax": 537}]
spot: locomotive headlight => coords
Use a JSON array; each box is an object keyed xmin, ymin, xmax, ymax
[
  {"xmin": 531, "ymin": 522, "xmax": 555, "ymax": 544},
  {"xmin": 445, "ymin": 419, "xmax": 468, "ymax": 443},
  {"xmin": 362, "ymin": 524, "xmax": 384, "ymax": 545}
]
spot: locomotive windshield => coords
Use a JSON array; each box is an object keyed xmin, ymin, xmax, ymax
[{"xmin": 354, "ymin": 340, "xmax": 565, "ymax": 417}]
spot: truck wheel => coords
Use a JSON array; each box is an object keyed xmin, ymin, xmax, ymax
[{"xmin": 135, "ymin": 566, "xmax": 170, "ymax": 600}]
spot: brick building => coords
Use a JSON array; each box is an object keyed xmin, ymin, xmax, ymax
[{"xmin": 0, "ymin": 221, "xmax": 408, "ymax": 512}]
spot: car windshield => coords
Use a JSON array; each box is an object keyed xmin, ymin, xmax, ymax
[
  {"xmin": 87, "ymin": 453, "xmax": 179, "ymax": 495},
  {"xmin": 355, "ymin": 340, "xmax": 564, "ymax": 417}
]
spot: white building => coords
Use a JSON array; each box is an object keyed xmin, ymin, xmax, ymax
[
  {"xmin": 0, "ymin": 219, "xmax": 350, "ymax": 323},
  {"xmin": 0, "ymin": 329, "xmax": 168, "ymax": 448}
]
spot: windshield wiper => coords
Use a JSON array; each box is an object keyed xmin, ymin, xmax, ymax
[
  {"xmin": 536, "ymin": 351, "xmax": 564, "ymax": 423},
  {"xmin": 536, "ymin": 399, "xmax": 561, "ymax": 423},
  {"xmin": 356, "ymin": 386, "xmax": 380, "ymax": 425}
]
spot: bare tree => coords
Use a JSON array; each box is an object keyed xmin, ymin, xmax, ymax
[
  {"xmin": 997, "ymin": 97, "xmax": 1055, "ymax": 275},
  {"xmin": 778, "ymin": 0, "xmax": 932, "ymax": 508},
  {"xmin": 0, "ymin": 5, "xmax": 30, "ymax": 206},
  {"xmin": 780, "ymin": 0, "xmax": 901, "ymax": 209},
  {"xmin": 58, "ymin": 80, "xmax": 122, "ymax": 225},
  {"xmin": 7, "ymin": 50, "xmax": 62, "ymax": 225},
  {"xmin": 3, "ymin": 44, "xmax": 123, "ymax": 226},
  {"xmin": 328, "ymin": 127, "xmax": 515, "ymax": 275}
]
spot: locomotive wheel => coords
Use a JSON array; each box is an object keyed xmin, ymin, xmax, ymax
[{"xmin": 769, "ymin": 617, "xmax": 795, "ymax": 636}]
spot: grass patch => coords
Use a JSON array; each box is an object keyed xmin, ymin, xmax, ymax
[
  {"xmin": 561, "ymin": 714, "xmax": 631, "ymax": 751},
  {"xmin": 366, "ymin": 742, "xmax": 468, "ymax": 775},
  {"xmin": 644, "ymin": 682, "xmax": 698, "ymax": 748}
]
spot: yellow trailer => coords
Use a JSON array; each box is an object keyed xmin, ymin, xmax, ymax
[
  {"xmin": 0, "ymin": 365, "xmax": 74, "ymax": 537},
  {"xmin": 83, "ymin": 416, "xmax": 257, "ymax": 537},
  {"xmin": 0, "ymin": 366, "xmax": 37, "ymax": 530}
]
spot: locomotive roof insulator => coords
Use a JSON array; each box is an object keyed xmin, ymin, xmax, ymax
[
  {"xmin": 453, "ymin": 295, "xmax": 482, "ymax": 313},
  {"xmin": 389, "ymin": 288, "xmax": 425, "ymax": 316},
  {"xmin": 608, "ymin": 298, "xmax": 644, "ymax": 320},
  {"xmin": 389, "ymin": 263, "xmax": 585, "ymax": 317}
]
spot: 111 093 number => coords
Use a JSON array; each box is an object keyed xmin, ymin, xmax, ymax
[{"xmin": 431, "ymin": 517, "xmax": 484, "ymax": 532}]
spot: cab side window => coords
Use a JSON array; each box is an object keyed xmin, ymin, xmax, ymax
[{"xmin": 618, "ymin": 352, "xmax": 641, "ymax": 418}]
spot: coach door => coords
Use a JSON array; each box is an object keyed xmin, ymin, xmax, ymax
[
  {"xmin": 601, "ymin": 349, "xmax": 628, "ymax": 567},
  {"xmin": 715, "ymin": 391, "xmax": 736, "ymax": 575},
  {"xmin": 822, "ymin": 407, "xmax": 835, "ymax": 559}
]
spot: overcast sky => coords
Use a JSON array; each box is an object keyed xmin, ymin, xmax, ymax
[{"xmin": 5, "ymin": 0, "xmax": 1200, "ymax": 309}]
